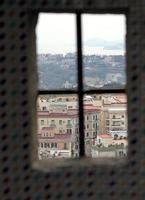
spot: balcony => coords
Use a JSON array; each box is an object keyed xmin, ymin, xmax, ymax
[
  {"xmin": 112, "ymin": 118, "xmax": 122, "ymax": 121},
  {"xmin": 50, "ymin": 123, "xmax": 56, "ymax": 127},
  {"xmin": 66, "ymin": 123, "xmax": 72, "ymax": 128},
  {"xmin": 112, "ymin": 124, "xmax": 121, "ymax": 127}
]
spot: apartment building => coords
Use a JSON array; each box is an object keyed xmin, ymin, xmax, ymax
[
  {"xmin": 84, "ymin": 104, "xmax": 100, "ymax": 156},
  {"xmin": 105, "ymin": 108, "xmax": 127, "ymax": 138},
  {"xmin": 91, "ymin": 145, "xmax": 127, "ymax": 158},
  {"xmin": 93, "ymin": 94, "xmax": 127, "ymax": 136},
  {"xmin": 37, "ymin": 95, "xmax": 78, "ymax": 111},
  {"xmin": 37, "ymin": 94, "xmax": 127, "ymax": 158},
  {"xmin": 38, "ymin": 127, "xmax": 72, "ymax": 159},
  {"xmin": 37, "ymin": 110, "xmax": 79, "ymax": 158},
  {"xmin": 96, "ymin": 134, "xmax": 113, "ymax": 147},
  {"xmin": 37, "ymin": 95, "xmax": 100, "ymax": 158}
]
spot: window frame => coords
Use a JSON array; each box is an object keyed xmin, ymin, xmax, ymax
[{"xmin": 34, "ymin": 11, "xmax": 127, "ymax": 170}]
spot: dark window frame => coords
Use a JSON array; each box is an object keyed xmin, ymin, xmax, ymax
[{"xmin": 38, "ymin": 12, "xmax": 126, "ymax": 158}]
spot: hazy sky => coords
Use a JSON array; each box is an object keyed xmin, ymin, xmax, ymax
[{"xmin": 36, "ymin": 13, "xmax": 126, "ymax": 54}]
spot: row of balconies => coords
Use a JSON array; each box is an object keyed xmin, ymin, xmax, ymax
[{"xmin": 106, "ymin": 118, "xmax": 125, "ymax": 121}]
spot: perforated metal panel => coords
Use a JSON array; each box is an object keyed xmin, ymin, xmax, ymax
[{"xmin": 0, "ymin": 0, "xmax": 145, "ymax": 199}]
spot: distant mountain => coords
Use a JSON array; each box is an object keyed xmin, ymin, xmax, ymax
[
  {"xmin": 101, "ymin": 82, "xmax": 125, "ymax": 89},
  {"xmin": 84, "ymin": 38, "xmax": 125, "ymax": 50}
]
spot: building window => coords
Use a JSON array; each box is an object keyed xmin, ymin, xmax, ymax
[
  {"xmin": 41, "ymin": 120, "xmax": 44, "ymax": 125},
  {"xmin": 64, "ymin": 143, "xmax": 67, "ymax": 149},
  {"xmin": 44, "ymin": 143, "xmax": 47, "ymax": 148},
  {"xmin": 67, "ymin": 129, "xmax": 72, "ymax": 134},
  {"xmin": 42, "ymin": 106, "xmax": 47, "ymax": 110},
  {"xmin": 37, "ymin": 13, "xmax": 127, "ymax": 159},
  {"xmin": 67, "ymin": 120, "xmax": 71, "ymax": 125},
  {"xmin": 59, "ymin": 128, "xmax": 63, "ymax": 133},
  {"xmin": 51, "ymin": 120, "xmax": 55, "ymax": 126},
  {"xmin": 59, "ymin": 120, "xmax": 62, "ymax": 125}
]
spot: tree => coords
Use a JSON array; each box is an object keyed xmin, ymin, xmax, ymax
[{"xmin": 114, "ymin": 134, "xmax": 118, "ymax": 140}]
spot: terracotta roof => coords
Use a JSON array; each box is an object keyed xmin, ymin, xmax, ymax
[
  {"xmin": 41, "ymin": 127, "xmax": 55, "ymax": 131},
  {"xmin": 103, "ymin": 95, "xmax": 127, "ymax": 105},
  {"xmin": 48, "ymin": 113, "xmax": 78, "ymax": 118},
  {"xmin": 84, "ymin": 103, "xmax": 93, "ymax": 106},
  {"xmin": 54, "ymin": 133, "xmax": 71, "ymax": 140},
  {"xmin": 98, "ymin": 134, "xmax": 112, "ymax": 139},
  {"xmin": 37, "ymin": 103, "xmax": 100, "ymax": 117},
  {"xmin": 39, "ymin": 133, "xmax": 72, "ymax": 141},
  {"xmin": 37, "ymin": 111, "xmax": 78, "ymax": 118},
  {"xmin": 38, "ymin": 111, "xmax": 49, "ymax": 115},
  {"xmin": 83, "ymin": 104, "xmax": 100, "ymax": 111},
  {"xmin": 114, "ymin": 96, "xmax": 127, "ymax": 103}
]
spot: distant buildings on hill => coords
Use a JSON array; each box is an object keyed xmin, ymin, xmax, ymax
[{"xmin": 37, "ymin": 53, "xmax": 126, "ymax": 90}]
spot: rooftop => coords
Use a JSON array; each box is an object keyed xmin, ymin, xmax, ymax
[
  {"xmin": 39, "ymin": 133, "xmax": 72, "ymax": 141},
  {"xmin": 98, "ymin": 134, "xmax": 112, "ymax": 139},
  {"xmin": 41, "ymin": 127, "xmax": 55, "ymax": 131}
]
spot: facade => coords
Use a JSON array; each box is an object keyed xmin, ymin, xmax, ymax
[
  {"xmin": 96, "ymin": 134, "xmax": 113, "ymax": 147},
  {"xmin": 91, "ymin": 145, "xmax": 127, "ymax": 158},
  {"xmin": 37, "ymin": 94, "xmax": 127, "ymax": 158},
  {"xmin": 92, "ymin": 95, "xmax": 127, "ymax": 136},
  {"xmin": 37, "ymin": 110, "xmax": 79, "ymax": 158},
  {"xmin": 38, "ymin": 131, "xmax": 72, "ymax": 159},
  {"xmin": 84, "ymin": 104, "xmax": 100, "ymax": 156},
  {"xmin": 37, "ymin": 95, "xmax": 100, "ymax": 158}
]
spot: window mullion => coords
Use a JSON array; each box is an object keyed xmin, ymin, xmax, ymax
[
  {"xmin": 83, "ymin": 89, "xmax": 126, "ymax": 95},
  {"xmin": 38, "ymin": 90, "xmax": 77, "ymax": 95},
  {"xmin": 76, "ymin": 13, "xmax": 85, "ymax": 157}
]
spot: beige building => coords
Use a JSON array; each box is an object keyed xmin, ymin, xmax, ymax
[
  {"xmin": 37, "ymin": 110, "xmax": 79, "ymax": 158},
  {"xmin": 93, "ymin": 94, "xmax": 127, "ymax": 136},
  {"xmin": 37, "ymin": 94, "xmax": 127, "ymax": 158},
  {"xmin": 106, "ymin": 108, "xmax": 127, "ymax": 131},
  {"xmin": 37, "ymin": 95, "xmax": 78, "ymax": 111},
  {"xmin": 37, "ymin": 95, "xmax": 100, "ymax": 158},
  {"xmin": 91, "ymin": 145, "xmax": 127, "ymax": 158},
  {"xmin": 96, "ymin": 134, "xmax": 113, "ymax": 147},
  {"xmin": 38, "ymin": 128, "xmax": 72, "ymax": 159},
  {"xmin": 84, "ymin": 104, "xmax": 100, "ymax": 156}
]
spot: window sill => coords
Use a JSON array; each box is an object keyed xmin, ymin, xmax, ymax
[{"xmin": 32, "ymin": 157, "xmax": 127, "ymax": 172}]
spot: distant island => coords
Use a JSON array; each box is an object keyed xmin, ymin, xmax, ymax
[{"xmin": 84, "ymin": 38, "xmax": 125, "ymax": 50}]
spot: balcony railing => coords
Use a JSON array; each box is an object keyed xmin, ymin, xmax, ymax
[
  {"xmin": 66, "ymin": 124, "xmax": 72, "ymax": 128},
  {"xmin": 50, "ymin": 123, "xmax": 56, "ymax": 127}
]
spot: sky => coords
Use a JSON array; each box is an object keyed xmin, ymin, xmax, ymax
[{"xmin": 36, "ymin": 13, "xmax": 126, "ymax": 55}]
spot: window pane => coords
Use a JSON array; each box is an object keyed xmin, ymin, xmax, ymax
[
  {"xmin": 36, "ymin": 14, "xmax": 77, "ymax": 90},
  {"xmin": 84, "ymin": 94, "xmax": 128, "ymax": 158},
  {"xmin": 37, "ymin": 94, "xmax": 79, "ymax": 159},
  {"xmin": 82, "ymin": 14, "xmax": 126, "ymax": 90}
]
